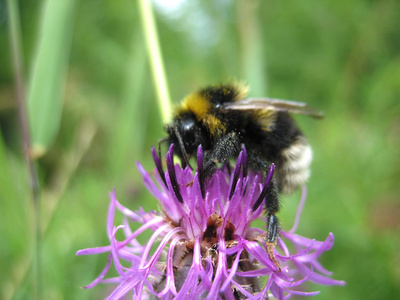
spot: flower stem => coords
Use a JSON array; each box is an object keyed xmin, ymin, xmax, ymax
[
  {"xmin": 6, "ymin": 0, "xmax": 41, "ymax": 298},
  {"xmin": 138, "ymin": 0, "xmax": 172, "ymax": 123}
]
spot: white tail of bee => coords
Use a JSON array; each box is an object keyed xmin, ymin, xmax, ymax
[{"xmin": 278, "ymin": 137, "xmax": 313, "ymax": 194}]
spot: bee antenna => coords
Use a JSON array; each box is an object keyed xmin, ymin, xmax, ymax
[{"xmin": 173, "ymin": 126, "xmax": 193, "ymax": 169}]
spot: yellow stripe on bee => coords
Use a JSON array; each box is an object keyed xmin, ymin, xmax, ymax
[
  {"xmin": 204, "ymin": 114, "xmax": 226, "ymax": 137},
  {"xmin": 176, "ymin": 92, "xmax": 226, "ymax": 137},
  {"xmin": 253, "ymin": 109, "xmax": 277, "ymax": 132},
  {"xmin": 179, "ymin": 93, "xmax": 210, "ymax": 119}
]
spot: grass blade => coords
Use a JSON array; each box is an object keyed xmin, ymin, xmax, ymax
[{"xmin": 27, "ymin": 0, "xmax": 76, "ymax": 157}]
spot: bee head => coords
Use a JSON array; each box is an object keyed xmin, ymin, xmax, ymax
[{"xmin": 165, "ymin": 112, "xmax": 207, "ymax": 168}]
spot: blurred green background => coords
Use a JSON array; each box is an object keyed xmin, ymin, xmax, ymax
[{"xmin": 1, "ymin": 0, "xmax": 399, "ymax": 299}]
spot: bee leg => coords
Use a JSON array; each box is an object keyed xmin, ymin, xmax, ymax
[
  {"xmin": 200, "ymin": 132, "xmax": 239, "ymax": 199},
  {"xmin": 248, "ymin": 151, "xmax": 281, "ymax": 272},
  {"xmin": 265, "ymin": 181, "xmax": 281, "ymax": 272},
  {"xmin": 246, "ymin": 150, "xmax": 271, "ymax": 172},
  {"xmin": 203, "ymin": 131, "xmax": 241, "ymax": 178}
]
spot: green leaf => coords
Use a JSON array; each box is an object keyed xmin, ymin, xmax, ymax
[{"xmin": 27, "ymin": 0, "xmax": 76, "ymax": 157}]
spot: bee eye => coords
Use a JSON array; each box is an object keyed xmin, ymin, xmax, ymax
[
  {"xmin": 182, "ymin": 120, "xmax": 195, "ymax": 132},
  {"xmin": 180, "ymin": 116, "xmax": 196, "ymax": 136}
]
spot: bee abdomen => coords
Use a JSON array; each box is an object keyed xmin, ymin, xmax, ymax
[{"xmin": 277, "ymin": 137, "xmax": 313, "ymax": 194}]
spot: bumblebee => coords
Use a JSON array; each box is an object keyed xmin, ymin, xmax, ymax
[
  {"xmin": 161, "ymin": 83, "xmax": 322, "ymax": 264},
  {"xmin": 163, "ymin": 83, "xmax": 322, "ymax": 193}
]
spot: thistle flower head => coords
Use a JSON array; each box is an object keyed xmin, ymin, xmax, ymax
[{"xmin": 77, "ymin": 145, "xmax": 344, "ymax": 299}]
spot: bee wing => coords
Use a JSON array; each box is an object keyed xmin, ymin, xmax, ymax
[{"xmin": 222, "ymin": 98, "xmax": 324, "ymax": 119}]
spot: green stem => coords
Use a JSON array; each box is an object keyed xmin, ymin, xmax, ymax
[
  {"xmin": 6, "ymin": 0, "xmax": 41, "ymax": 299},
  {"xmin": 138, "ymin": 0, "xmax": 172, "ymax": 122}
]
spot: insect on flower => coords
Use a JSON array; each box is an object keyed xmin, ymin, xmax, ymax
[
  {"xmin": 161, "ymin": 83, "xmax": 323, "ymax": 273},
  {"xmin": 77, "ymin": 146, "xmax": 344, "ymax": 299},
  {"xmin": 162, "ymin": 83, "xmax": 323, "ymax": 195}
]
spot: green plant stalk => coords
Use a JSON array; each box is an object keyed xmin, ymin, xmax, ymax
[
  {"xmin": 6, "ymin": 0, "xmax": 41, "ymax": 299},
  {"xmin": 237, "ymin": 0, "xmax": 268, "ymax": 96},
  {"xmin": 138, "ymin": 0, "xmax": 172, "ymax": 123}
]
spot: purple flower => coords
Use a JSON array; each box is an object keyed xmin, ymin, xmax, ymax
[{"xmin": 77, "ymin": 145, "xmax": 345, "ymax": 299}]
